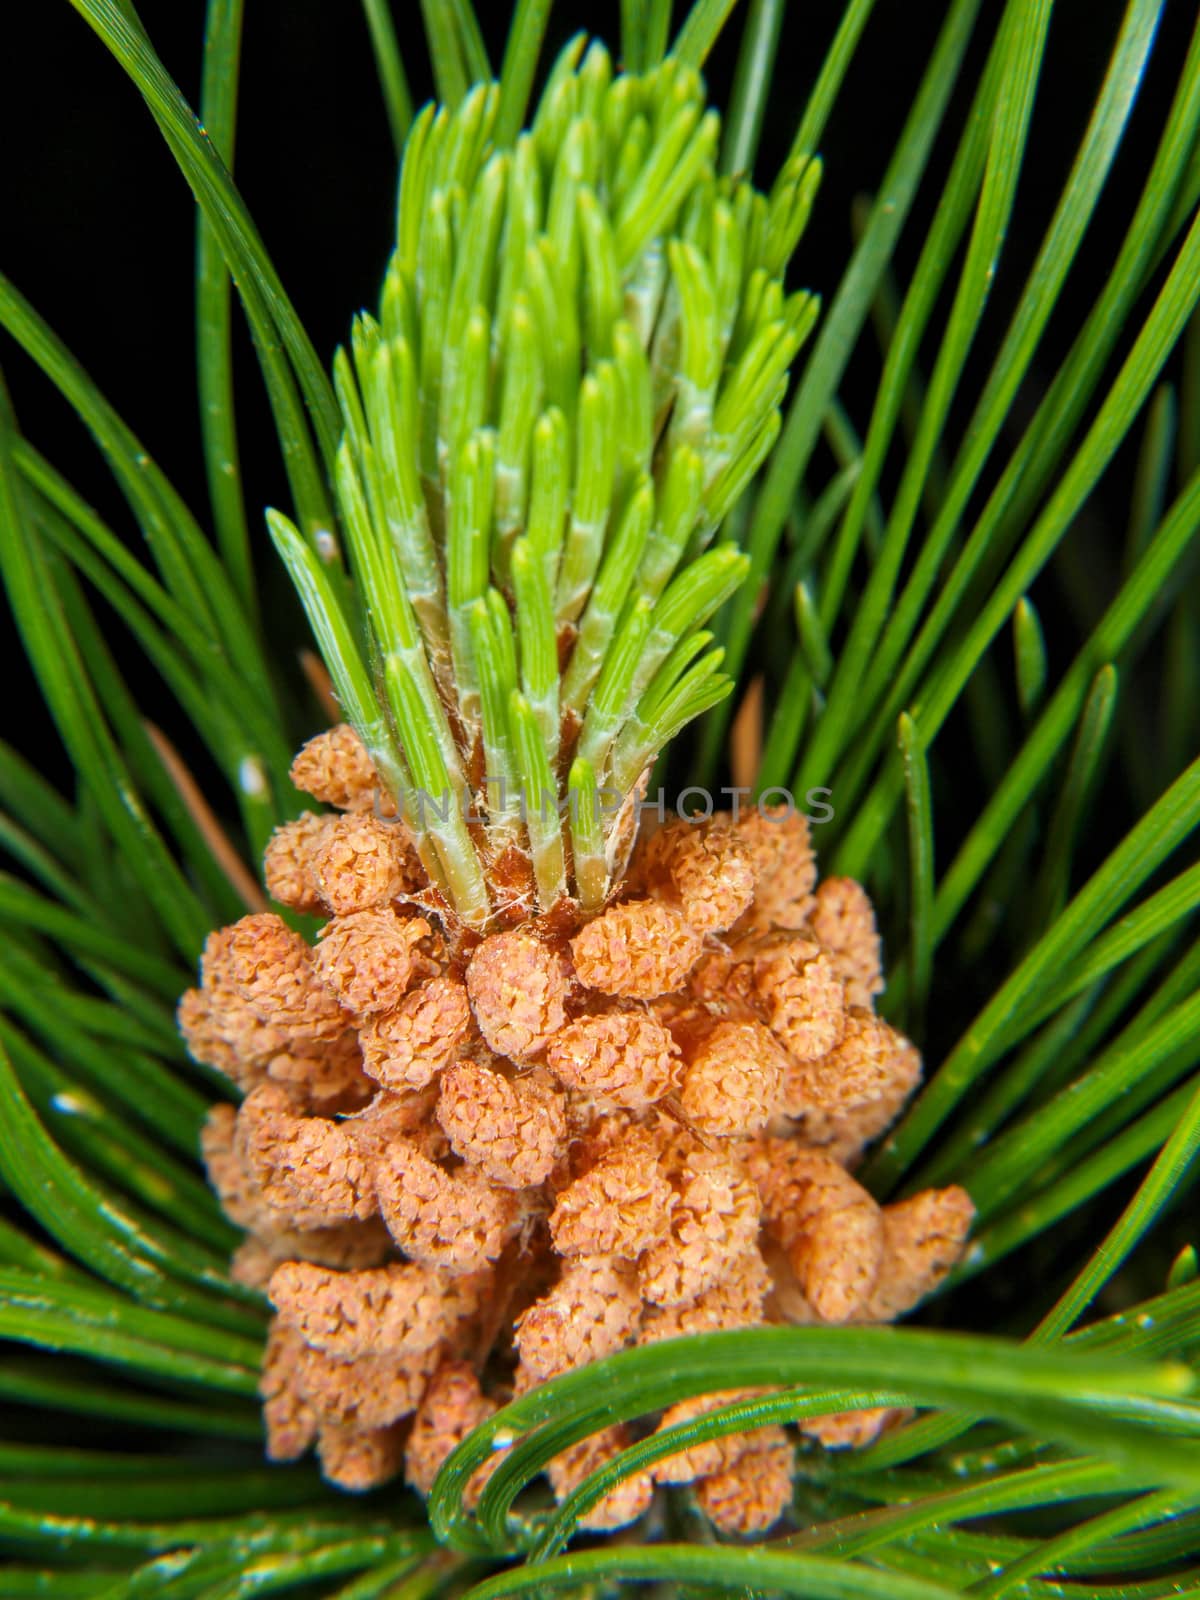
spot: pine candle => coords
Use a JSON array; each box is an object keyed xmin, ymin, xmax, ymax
[{"xmin": 181, "ymin": 40, "xmax": 973, "ymax": 1536}]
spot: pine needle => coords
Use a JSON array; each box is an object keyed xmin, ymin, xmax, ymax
[
  {"xmin": 143, "ymin": 721, "xmax": 268, "ymax": 913},
  {"xmin": 729, "ymin": 672, "xmax": 764, "ymax": 791}
]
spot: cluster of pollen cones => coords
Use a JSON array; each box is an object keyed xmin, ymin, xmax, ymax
[{"xmin": 183, "ymin": 723, "xmax": 973, "ymax": 1536}]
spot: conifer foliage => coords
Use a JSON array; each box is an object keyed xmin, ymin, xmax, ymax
[{"xmin": 0, "ymin": 3, "xmax": 1199, "ymax": 1597}]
